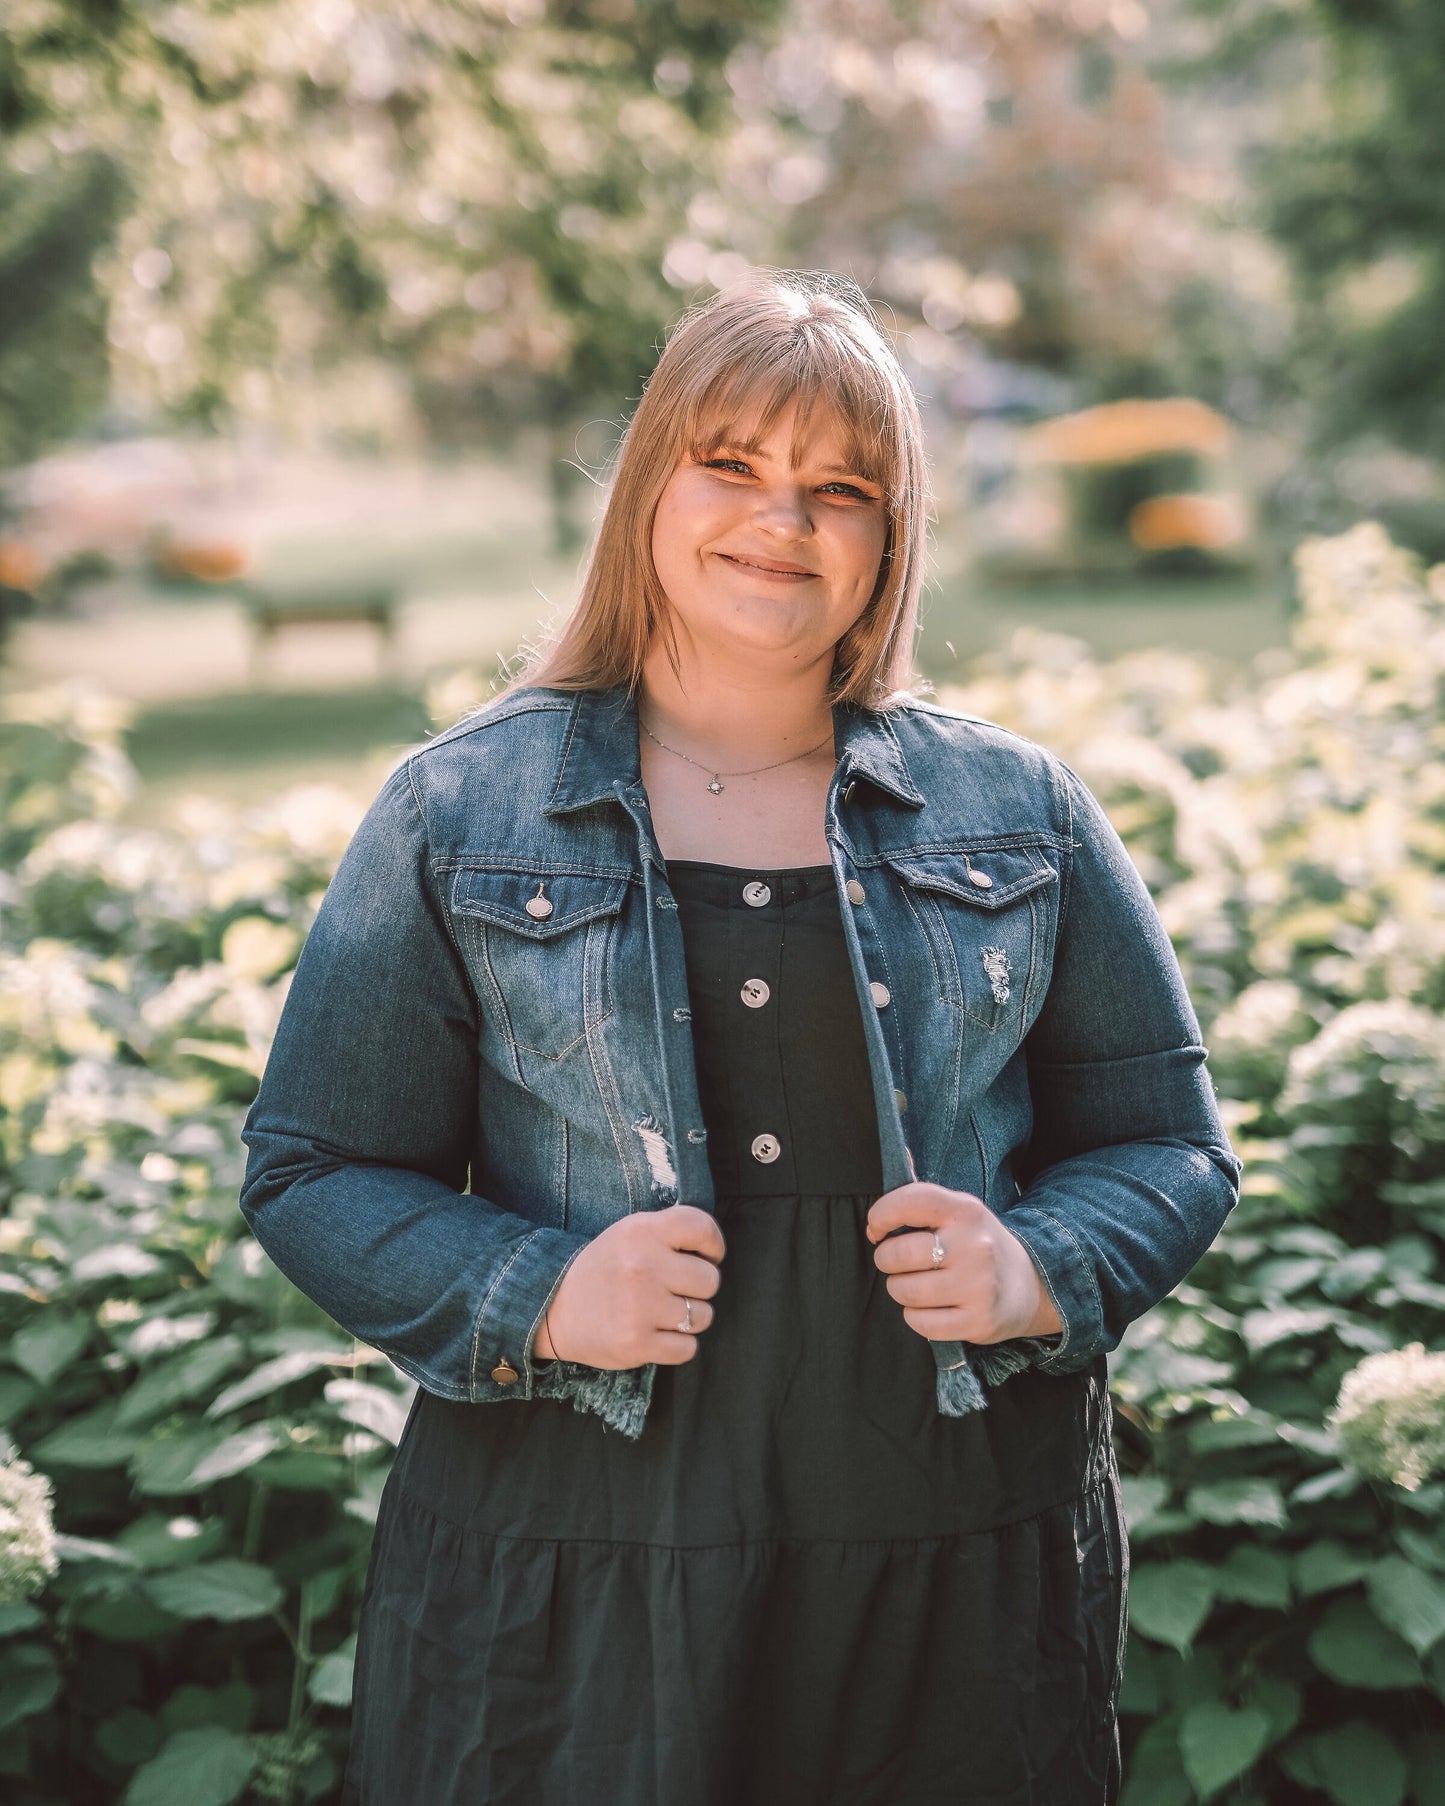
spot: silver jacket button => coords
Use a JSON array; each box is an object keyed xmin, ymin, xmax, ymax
[
  {"xmin": 525, "ymin": 884, "xmax": 554, "ymax": 919},
  {"xmin": 742, "ymin": 881, "xmax": 772, "ymax": 907},
  {"xmin": 740, "ymin": 978, "xmax": 771, "ymax": 1009},
  {"xmin": 751, "ymin": 1133, "xmax": 781, "ymax": 1163},
  {"xmin": 845, "ymin": 879, "xmax": 866, "ymax": 905},
  {"xmin": 967, "ymin": 868, "xmax": 993, "ymax": 889},
  {"xmin": 870, "ymin": 980, "xmax": 891, "ymax": 1009}
]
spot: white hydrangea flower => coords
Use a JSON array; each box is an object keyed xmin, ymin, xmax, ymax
[
  {"xmin": 1328, "ymin": 1343, "xmax": 1445, "ymax": 1491},
  {"xmin": 0, "ymin": 1441, "xmax": 59, "ymax": 1603}
]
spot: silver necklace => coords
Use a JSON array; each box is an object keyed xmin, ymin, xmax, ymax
[{"xmin": 639, "ymin": 716, "xmax": 834, "ymax": 795}]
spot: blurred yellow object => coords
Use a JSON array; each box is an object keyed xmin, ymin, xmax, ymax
[
  {"xmin": 0, "ymin": 539, "xmax": 47, "ymax": 592},
  {"xmin": 1028, "ymin": 398, "xmax": 1232, "ymax": 465},
  {"xmin": 1128, "ymin": 493, "xmax": 1248, "ymax": 551}
]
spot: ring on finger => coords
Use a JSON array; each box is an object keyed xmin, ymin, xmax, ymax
[
  {"xmin": 931, "ymin": 1231, "xmax": 946, "ymax": 1267},
  {"xmin": 676, "ymin": 1296, "xmax": 695, "ymax": 1334}
]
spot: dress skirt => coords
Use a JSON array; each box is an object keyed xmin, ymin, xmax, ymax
[{"xmin": 341, "ymin": 860, "xmax": 1129, "ymax": 1806}]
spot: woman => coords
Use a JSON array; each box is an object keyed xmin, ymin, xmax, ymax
[{"xmin": 240, "ymin": 269, "xmax": 1241, "ymax": 1805}]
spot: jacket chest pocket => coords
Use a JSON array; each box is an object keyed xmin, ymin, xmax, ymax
[
  {"xmin": 447, "ymin": 866, "xmax": 631, "ymax": 1061},
  {"xmin": 883, "ymin": 845, "xmax": 1060, "ymax": 1035}
]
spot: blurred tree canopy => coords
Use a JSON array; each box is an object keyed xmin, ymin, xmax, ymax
[{"xmin": 1180, "ymin": 0, "xmax": 1445, "ymax": 465}]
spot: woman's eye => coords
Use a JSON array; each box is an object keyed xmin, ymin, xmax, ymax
[{"xmin": 700, "ymin": 458, "xmax": 876, "ymax": 501}]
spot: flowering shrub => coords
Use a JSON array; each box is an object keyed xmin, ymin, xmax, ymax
[
  {"xmin": 938, "ymin": 521, "xmax": 1445, "ymax": 1804},
  {"xmin": 0, "ymin": 522, "xmax": 1442, "ymax": 1801}
]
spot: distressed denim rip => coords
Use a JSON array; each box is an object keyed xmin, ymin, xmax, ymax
[{"xmin": 239, "ymin": 683, "xmax": 1243, "ymax": 1439}]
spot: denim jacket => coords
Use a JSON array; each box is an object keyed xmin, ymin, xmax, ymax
[{"xmin": 239, "ymin": 681, "xmax": 1242, "ymax": 1440}]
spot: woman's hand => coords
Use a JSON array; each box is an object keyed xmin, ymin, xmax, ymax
[
  {"xmin": 865, "ymin": 1183, "xmax": 1063, "ymax": 1345},
  {"xmin": 534, "ymin": 1203, "xmax": 726, "ymax": 1369}
]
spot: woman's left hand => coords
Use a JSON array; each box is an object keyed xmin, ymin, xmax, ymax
[{"xmin": 865, "ymin": 1183, "xmax": 1063, "ymax": 1345}]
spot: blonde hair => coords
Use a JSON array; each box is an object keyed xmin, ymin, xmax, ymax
[{"xmin": 496, "ymin": 268, "xmax": 935, "ymax": 712}]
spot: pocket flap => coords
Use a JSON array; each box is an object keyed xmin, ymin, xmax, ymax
[
  {"xmin": 883, "ymin": 846, "xmax": 1059, "ymax": 910},
  {"xmin": 449, "ymin": 867, "xmax": 631, "ymax": 938}
]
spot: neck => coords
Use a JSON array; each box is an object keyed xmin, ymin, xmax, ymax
[{"xmin": 636, "ymin": 643, "xmax": 836, "ymax": 765}]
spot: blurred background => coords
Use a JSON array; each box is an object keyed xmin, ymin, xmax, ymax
[
  {"xmin": 5, "ymin": 4, "xmax": 1445, "ymax": 1804},
  {"xmin": 5, "ymin": 0, "xmax": 1442, "ymax": 814}
]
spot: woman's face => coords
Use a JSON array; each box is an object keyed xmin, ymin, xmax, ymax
[{"xmin": 649, "ymin": 396, "xmax": 889, "ymax": 676}]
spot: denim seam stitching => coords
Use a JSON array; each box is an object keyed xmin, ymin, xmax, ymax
[{"xmin": 469, "ymin": 1227, "xmax": 545, "ymax": 1394}]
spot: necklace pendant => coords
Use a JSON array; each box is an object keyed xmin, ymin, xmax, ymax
[{"xmin": 707, "ymin": 777, "xmax": 725, "ymax": 794}]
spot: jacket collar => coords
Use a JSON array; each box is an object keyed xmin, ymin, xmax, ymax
[{"xmin": 543, "ymin": 682, "xmax": 926, "ymax": 816}]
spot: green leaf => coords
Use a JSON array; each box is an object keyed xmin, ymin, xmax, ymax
[
  {"xmin": 1309, "ymin": 1595, "xmax": 1423, "ymax": 1689},
  {"xmin": 307, "ymin": 1634, "xmax": 357, "ymax": 1708},
  {"xmin": 1119, "ymin": 1716, "xmax": 1192, "ymax": 1806},
  {"xmin": 9, "ymin": 1314, "xmax": 89, "ymax": 1386},
  {"xmin": 1127, "ymin": 1562, "xmax": 1216, "ymax": 1654},
  {"xmin": 0, "ymin": 1644, "xmax": 59, "ymax": 1733},
  {"xmin": 96, "ymin": 1709, "xmax": 164, "ymax": 1768},
  {"xmin": 1300, "ymin": 1538, "xmax": 1379, "ymax": 1596},
  {"xmin": 1118, "ymin": 1476, "xmax": 1170, "ymax": 1531},
  {"xmin": 1239, "ymin": 1306, "xmax": 1339, "ymax": 1351},
  {"xmin": 205, "ymin": 1347, "xmax": 348, "ymax": 1417},
  {"xmin": 158, "ymin": 1683, "xmax": 255, "ymax": 1735},
  {"xmin": 186, "ymin": 1424, "xmax": 282, "ymax": 1486},
  {"xmin": 30, "ymin": 1398, "xmax": 139, "ymax": 1469},
  {"xmin": 1307, "ymin": 1721, "xmax": 1407, "ymax": 1806},
  {"xmin": 1179, "ymin": 1701, "xmax": 1271, "ymax": 1800},
  {"xmin": 121, "ymin": 1726, "xmax": 257, "ymax": 1806},
  {"xmin": 324, "ymin": 1378, "xmax": 413, "ymax": 1446},
  {"xmin": 131, "ymin": 1429, "xmax": 228, "ymax": 1498},
  {"xmin": 0, "ymin": 1373, "xmax": 38, "ymax": 1426},
  {"xmin": 1244, "ymin": 1674, "xmax": 1301, "ymax": 1746},
  {"xmin": 143, "ymin": 1561, "xmax": 284, "ymax": 1623},
  {"xmin": 115, "ymin": 1514, "xmax": 227, "ymax": 1570},
  {"xmin": 1185, "ymin": 1477, "xmax": 1288, "ymax": 1527},
  {"xmin": 115, "ymin": 1336, "xmax": 246, "ymax": 1429},
  {"xmin": 0, "ymin": 1602, "xmax": 42, "ymax": 1638},
  {"xmin": 1213, "ymin": 1544, "xmax": 1293, "ymax": 1609},
  {"xmin": 1365, "ymin": 1556, "xmax": 1445, "ymax": 1655}
]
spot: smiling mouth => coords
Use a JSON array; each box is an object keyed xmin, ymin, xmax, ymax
[{"xmin": 718, "ymin": 553, "xmax": 818, "ymax": 578}]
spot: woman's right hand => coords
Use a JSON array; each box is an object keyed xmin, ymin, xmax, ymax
[{"xmin": 533, "ymin": 1204, "xmax": 726, "ymax": 1369}]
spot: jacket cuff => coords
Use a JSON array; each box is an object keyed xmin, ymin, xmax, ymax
[
  {"xmin": 467, "ymin": 1224, "xmax": 590, "ymax": 1400},
  {"xmin": 992, "ymin": 1209, "xmax": 1104, "ymax": 1376}
]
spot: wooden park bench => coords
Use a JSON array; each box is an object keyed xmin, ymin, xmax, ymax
[{"xmin": 241, "ymin": 579, "xmax": 399, "ymax": 682}]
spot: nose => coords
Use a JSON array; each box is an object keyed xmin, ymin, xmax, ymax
[{"xmin": 752, "ymin": 480, "xmax": 815, "ymax": 538}]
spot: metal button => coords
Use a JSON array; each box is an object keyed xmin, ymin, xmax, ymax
[
  {"xmin": 842, "ymin": 780, "xmax": 856, "ymax": 804},
  {"xmin": 740, "ymin": 978, "xmax": 771, "ymax": 1009},
  {"xmin": 742, "ymin": 881, "xmax": 772, "ymax": 907},
  {"xmin": 524, "ymin": 891, "xmax": 554, "ymax": 919},
  {"xmin": 894, "ymin": 1088, "xmax": 907, "ymax": 1115},
  {"xmin": 845, "ymin": 879, "xmax": 866, "ymax": 906},
  {"xmin": 491, "ymin": 1359, "xmax": 520, "ymax": 1385},
  {"xmin": 751, "ymin": 1133, "xmax": 781, "ymax": 1164},
  {"xmin": 870, "ymin": 980, "xmax": 891, "ymax": 1009},
  {"xmin": 967, "ymin": 868, "xmax": 993, "ymax": 890}
]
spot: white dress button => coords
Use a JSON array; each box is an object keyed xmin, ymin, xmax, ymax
[
  {"xmin": 870, "ymin": 980, "xmax": 891, "ymax": 1009},
  {"xmin": 751, "ymin": 1133, "xmax": 781, "ymax": 1164},
  {"xmin": 742, "ymin": 881, "xmax": 772, "ymax": 907},
  {"xmin": 845, "ymin": 879, "xmax": 866, "ymax": 906},
  {"xmin": 740, "ymin": 978, "xmax": 771, "ymax": 1009}
]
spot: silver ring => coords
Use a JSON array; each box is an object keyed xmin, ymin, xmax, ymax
[
  {"xmin": 676, "ymin": 1296, "xmax": 694, "ymax": 1333},
  {"xmin": 932, "ymin": 1231, "xmax": 946, "ymax": 1267}
]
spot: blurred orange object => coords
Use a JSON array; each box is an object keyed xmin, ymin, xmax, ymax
[
  {"xmin": 0, "ymin": 539, "xmax": 47, "ymax": 592},
  {"xmin": 1028, "ymin": 398, "xmax": 1232, "ymax": 465},
  {"xmin": 154, "ymin": 538, "xmax": 252, "ymax": 581},
  {"xmin": 1128, "ymin": 493, "xmax": 1248, "ymax": 551}
]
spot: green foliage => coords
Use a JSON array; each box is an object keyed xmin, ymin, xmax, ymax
[
  {"xmin": 0, "ymin": 686, "xmax": 404, "ymax": 1801},
  {"xmin": 941, "ymin": 520, "xmax": 1445, "ymax": 1800}
]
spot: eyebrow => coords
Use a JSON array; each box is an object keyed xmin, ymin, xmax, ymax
[{"xmin": 704, "ymin": 434, "xmax": 881, "ymax": 482}]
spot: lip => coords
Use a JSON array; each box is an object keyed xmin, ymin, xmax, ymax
[{"xmin": 717, "ymin": 552, "xmax": 818, "ymax": 578}]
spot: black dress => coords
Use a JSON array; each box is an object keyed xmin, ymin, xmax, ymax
[{"xmin": 342, "ymin": 860, "xmax": 1128, "ymax": 1806}]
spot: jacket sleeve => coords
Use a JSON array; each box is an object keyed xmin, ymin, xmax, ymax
[
  {"xmin": 238, "ymin": 758, "xmax": 591, "ymax": 1406},
  {"xmin": 986, "ymin": 755, "xmax": 1243, "ymax": 1380}
]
